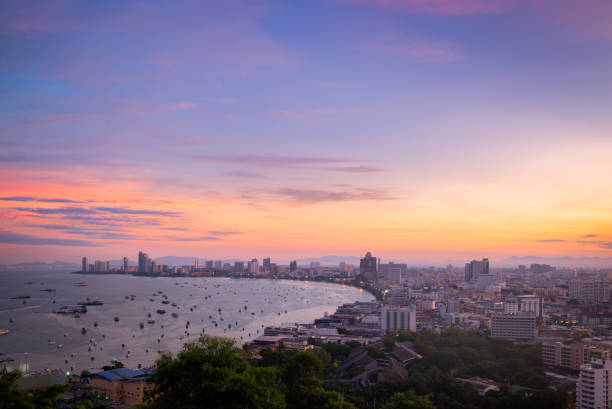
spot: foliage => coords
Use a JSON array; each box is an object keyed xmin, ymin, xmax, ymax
[
  {"xmin": 281, "ymin": 351, "xmax": 356, "ymax": 409},
  {"xmin": 141, "ymin": 336, "xmax": 285, "ymax": 409},
  {"xmin": 380, "ymin": 391, "xmax": 436, "ymax": 409},
  {"xmin": 404, "ymin": 328, "xmax": 546, "ymax": 389},
  {"xmin": 0, "ymin": 370, "xmax": 93, "ymax": 409},
  {"xmin": 102, "ymin": 361, "xmax": 124, "ymax": 371}
]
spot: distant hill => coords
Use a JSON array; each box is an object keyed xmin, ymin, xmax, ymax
[
  {"xmin": 295, "ymin": 255, "xmax": 361, "ymax": 266},
  {"xmin": 501, "ymin": 256, "xmax": 612, "ymax": 268},
  {"xmin": 0, "ymin": 261, "xmax": 79, "ymax": 272}
]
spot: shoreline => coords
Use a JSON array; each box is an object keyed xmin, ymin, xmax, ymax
[
  {"xmin": 2, "ymin": 272, "xmax": 375, "ymax": 375},
  {"xmin": 71, "ymin": 270, "xmax": 382, "ymax": 301}
]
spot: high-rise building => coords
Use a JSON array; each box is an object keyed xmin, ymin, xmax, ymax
[
  {"xmin": 194, "ymin": 258, "xmax": 198, "ymax": 269},
  {"xmin": 205, "ymin": 260, "xmax": 213, "ymax": 270},
  {"xmin": 123, "ymin": 257, "xmax": 128, "ymax": 271},
  {"xmin": 464, "ymin": 258, "xmax": 489, "ymax": 282},
  {"xmin": 381, "ymin": 305, "xmax": 416, "ymax": 332},
  {"xmin": 214, "ymin": 260, "xmax": 222, "ymax": 270},
  {"xmin": 378, "ymin": 262, "xmax": 407, "ymax": 283},
  {"xmin": 248, "ymin": 258, "xmax": 258, "ymax": 274},
  {"xmin": 263, "ymin": 258, "xmax": 271, "ymax": 272},
  {"xmin": 94, "ymin": 260, "xmax": 107, "ymax": 273},
  {"xmin": 82, "ymin": 257, "xmax": 88, "ymax": 273},
  {"xmin": 289, "ymin": 260, "xmax": 297, "ymax": 273},
  {"xmin": 360, "ymin": 252, "xmax": 377, "ymax": 282},
  {"xmin": 577, "ymin": 358, "xmax": 612, "ymax": 409},
  {"xmin": 234, "ymin": 261, "xmax": 244, "ymax": 273},
  {"xmin": 138, "ymin": 251, "xmax": 152, "ymax": 273}
]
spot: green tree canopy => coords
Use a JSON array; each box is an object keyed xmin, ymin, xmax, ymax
[
  {"xmin": 142, "ymin": 335, "xmax": 285, "ymax": 409},
  {"xmin": 380, "ymin": 391, "xmax": 436, "ymax": 409}
]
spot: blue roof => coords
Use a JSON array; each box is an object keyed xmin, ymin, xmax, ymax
[{"xmin": 90, "ymin": 367, "xmax": 146, "ymax": 382}]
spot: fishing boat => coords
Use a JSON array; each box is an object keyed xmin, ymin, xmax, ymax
[
  {"xmin": 54, "ymin": 305, "xmax": 87, "ymax": 314},
  {"xmin": 77, "ymin": 298, "xmax": 104, "ymax": 306},
  {"xmin": 114, "ymin": 316, "xmax": 120, "ymax": 322},
  {"xmin": 147, "ymin": 319, "xmax": 155, "ymax": 324},
  {"xmin": 171, "ymin": 313, "xmax": 178, "ymax": 318},
  {"xmin": 0, "ymin": 329, "xmax": 9, "ymax": 336},
  {"xmin": 156, "ymin": 309, "xmax": 166, "ymax": 314}
]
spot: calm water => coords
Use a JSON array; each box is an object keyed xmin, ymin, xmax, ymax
[{"xmin": 0, "ymin": 271, "xmax": 372, "ymax": 374}]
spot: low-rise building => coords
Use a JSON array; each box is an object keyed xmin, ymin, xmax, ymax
[
  {"xmin": 89, "ymin": 367, "xmax": 152, "ymax": 406},
  {"xmin": 381, "ymin": 305, "xmax": 416, "ymax": 333},
  {"xmin": 491, "ymin": 313, "xmax": 536, "ymax": 340}
]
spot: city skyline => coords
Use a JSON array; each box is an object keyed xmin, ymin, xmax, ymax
[{"xmin": 1, "ymin": 1, "xmax": 612, "ymax": 264}]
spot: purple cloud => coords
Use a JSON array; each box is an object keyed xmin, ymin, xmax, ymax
[
  {"xmin": 270, "ymin": 187, "xmax": 396, "ymax": 205},
  {"xmin": 0, "ymin": 231, "xmax": 100, "ymax": 246},
  {"xmin": 167, "ymin": 236, "xmax": 220, "ymax": 242},
  {"xmin": 1, "ymin": 196, "xmax": 81, "ymax": 203},
  {"xmin": 94, "ymin": 206, "xmax": 180, "ymax": 217}
]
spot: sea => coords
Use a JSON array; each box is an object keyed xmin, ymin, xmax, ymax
[{"xmin": 0, "ymin": 271, "xmax": 373, "ymax": 375}]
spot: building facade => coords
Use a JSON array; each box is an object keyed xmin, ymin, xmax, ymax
[
  {"xmin": 381, "ymin": 305, "xmax": 416, "ymax": 332},
  {"xmin": 490, "ymin": 313, "xmax": 536, "ymax": 340},
  {"xmin": 577, "ymin": 358, "xmax": 612, "ymax": 409},
  {"xmin": 465, "ymin": 258, "xmax": 489, "ymax": 282}
]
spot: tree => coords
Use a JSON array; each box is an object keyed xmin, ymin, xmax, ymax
[
  {"xmin": 142, "ymin": 335, "xmax": 285, "ymax": 409},
  {"xmin": 380, "ymin": 391, "xmax": 436, "ymax": 409},
  {"xmin": 281, "ymin": 351, "xmax": 356, "ymax": 409},
  {"xmin": 0, "ymin": 370, "xmax": 93, "ymax": 409}
]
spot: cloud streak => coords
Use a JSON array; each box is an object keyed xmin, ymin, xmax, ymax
[
  {"xmin": 270, "ymin": 187, "xmax": 396, "ymax": 205},
  {"xmin": 0, "ymin": 196, "xmax": 81, "ymax": 203},
  {"xmin": 340, "ymin": 0, "xmax": 509, "ymax": 16},
  {"xmin": 535, "ymin": 239, "xmax": 566, "ymax": 243},
  {"xmin": 0, "ymin": 231, "xmax": 100, "ymax": 247}
]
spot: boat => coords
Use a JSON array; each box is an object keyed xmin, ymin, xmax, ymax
[
  {"xmin": 10, "ymin": 295, "xmax": 30, "ymax": 300},
  {"xmin": 147, "ymin": 319, "xmax": 155, "ymax": 324},
  {"xmin": 114, "ymin": 317, "xmax": 120, "ymax": 322},
  {"xmin": 94, "ymin": 321, "xmax": 98, "ymax": 327},
  {"xmin": 9, "ymin": 317, "xmax": 15, "ymax": 323},
  {"xmin": 74, "ymin": 312, "xmax": 80, "ymax": 318},
  {"xmin": 161, "ymin": 300, "xmax": 169, "ymax": 305},
  {"xmin": 171, "ymin": 313, "xmax": 178, "ymax": 318},
  {"xmin": 77, "ymin": 299, "xmax": 104, "ymax": 306},
  {"xmin": 74, "ymin": 282, "xmax": 88, "ymax": 287},
  {"xmin": 0, "ymin": 329, "xmax": 9, "ymax": 336},
  {"xmin": 41, "ymin": 288, "xmax": 56, "ymax": 292},
  {"xmin": 140, "ymin": 323, "xmax": 144, "ymax": 329},
  {"xmin": 156, "ymin": 309, "xmax": 166, "ymax": 314},
  {"xmin": 53, "ymin": 305, "xmax": 87, "ymax": 314},
  {"xmin": 81, "ymin": 328, "xmax": 87, "ymax": 334}
]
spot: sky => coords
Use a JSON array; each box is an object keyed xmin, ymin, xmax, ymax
[{"xmin": 0, "ymin": 0, "xmax": 611, "ymax": 265}]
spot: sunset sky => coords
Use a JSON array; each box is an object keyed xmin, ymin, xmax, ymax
[{"xmin": 1, "ymin": 0, "xmax": 611, "ymax": 264}]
